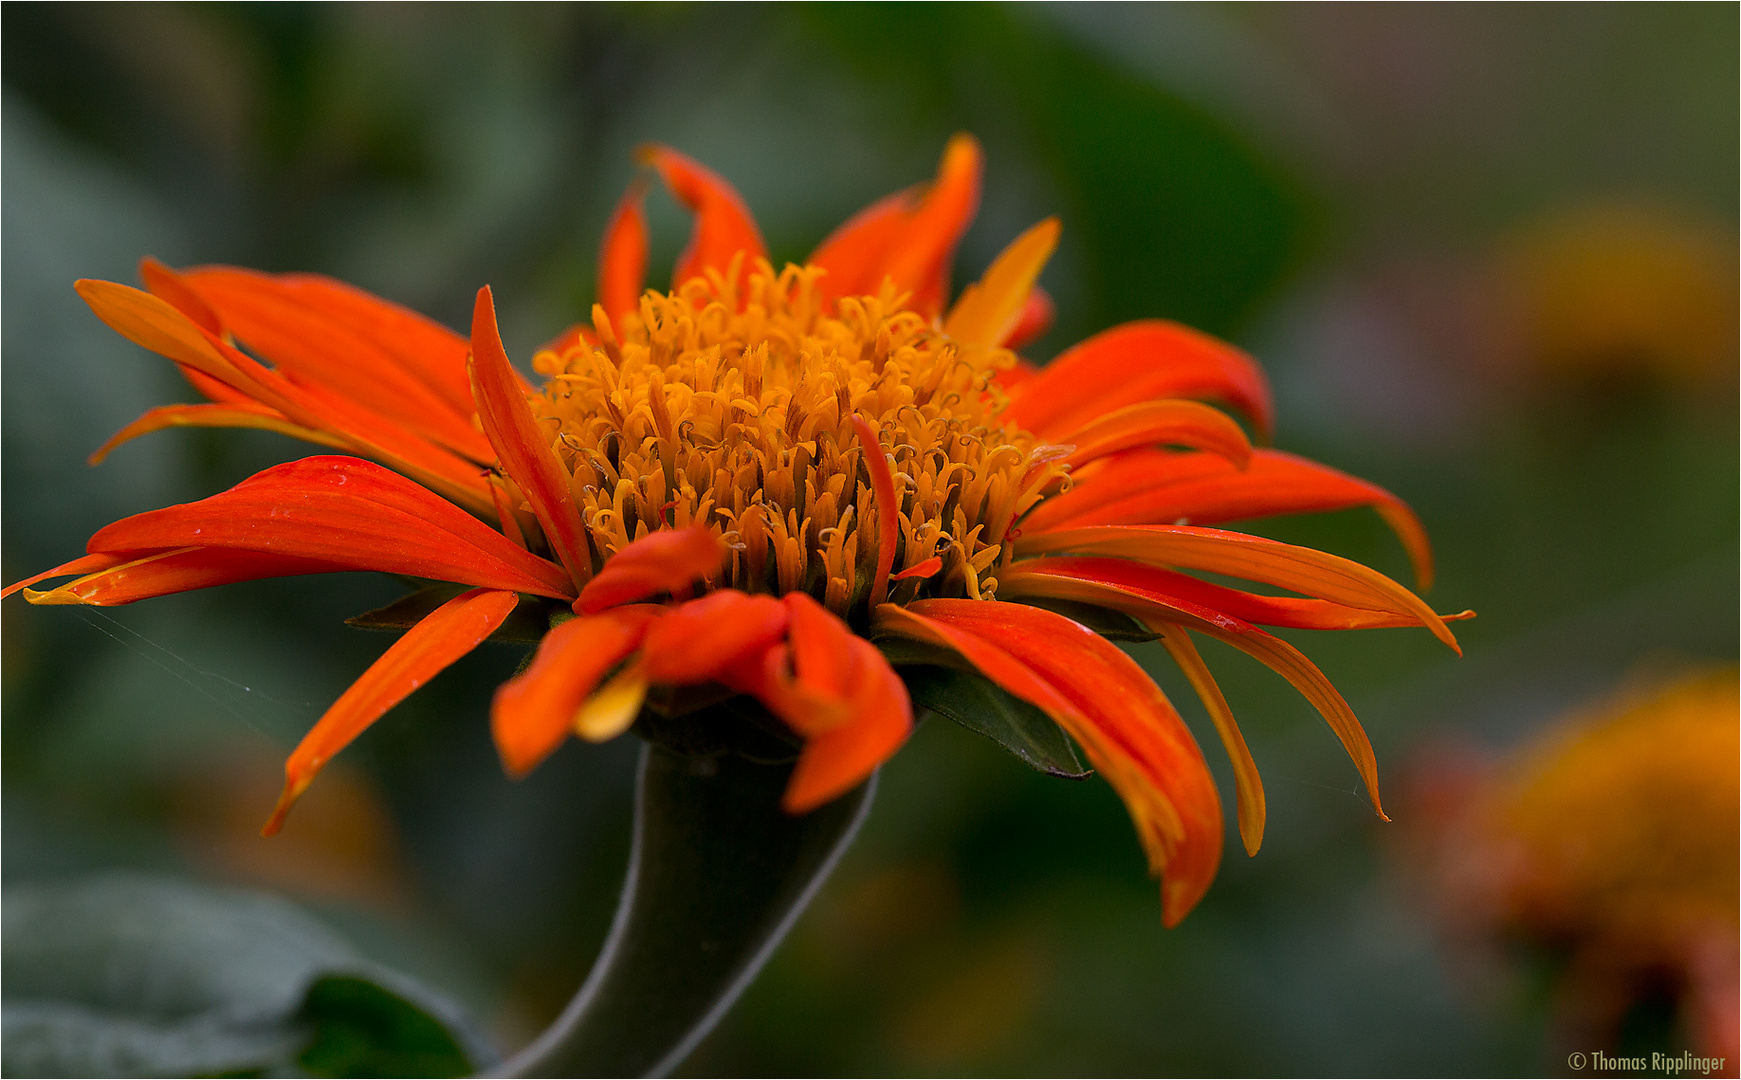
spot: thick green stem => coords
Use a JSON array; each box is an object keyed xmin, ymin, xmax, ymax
[{"xmin": 494, "ymin": 742, "xmax": 874, "ymax": 1078}]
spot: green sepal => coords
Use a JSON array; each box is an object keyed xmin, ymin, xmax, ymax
[
  {"xmin": 346, "ymin": 584, "xmax": 551, "ymax": 643},
  {"xmin": 1018, "ymin": 596, "xmax": 1159, "ymax": 641},
  {"xmin": 874, "ymin": 637, "xmax": 1090, "ymax": 780},
  {"xmin": 903, "ymin": 664, "xmax": 1091, "ymax": 780},
  {"xmin": 632, "ymin": 693, "xmax": 801, "ymax": 765}
]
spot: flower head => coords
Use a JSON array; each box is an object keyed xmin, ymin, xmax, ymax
[{"xmin": 6, "ymin": 136, "xmax": 1467, "ymax": 925}]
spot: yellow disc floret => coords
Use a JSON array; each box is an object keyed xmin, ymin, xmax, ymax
[{"xmin": 527, "ymin": 259, "xmax": 1069, "ymax": 619}]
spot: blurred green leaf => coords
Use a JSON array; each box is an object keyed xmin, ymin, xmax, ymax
[
  {"xmin": 499, "ymin": 740, "xmax": 873, "ymax": 1077},
  {"xmin": 298, "ymin": 976, "xmax": 472, "ymax": 1079},
  {"xmin": 801, "ymin": 3, "xmax": 1315, "ymax": 339},
  {"xmin": 1, "ymin": 874, "xmax": 488, "ymax": 1078}
]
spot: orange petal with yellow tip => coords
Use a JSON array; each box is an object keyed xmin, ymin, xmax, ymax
[
  {"xmin": 812, "ymin": 134, "xmax": 983, "ymax": 316},
  {"xmin": 944, "ymin": 218, "xmax": 1060, "ymax": 348},
  {"xmin": 1002, "ymin": 556, "xmax": 1470, "ymax": 636},
  {"xmin": 638, "ymin": 590, "xmax": 789, "ymax": 685},
  {"xmin": 599, "ymin": 178, "xmax": 650, "ymax": 324},
  {"xmin": 264, "ymin": 587, "xmax": 520, "ymax": 836},
  {"xmin": 1032, "ymin": 449, "xmax": 1435, "ymax": 590},
  {"xmin": 852, "ymin": 415, "xmax": 899, "ymax": 610},
  {"xmin": 23, "ymin": 548, "xmax": 348, "ymax": 607},
  {"xmin": 639, "ymin": 145, "xmax": 767, "ymax": 291},
  {"xmin": 877, "ymin": 599, "xmax": 1224, "ymax": 927},
  {"xmin": 987, "ymin": 567, "xmax": 1387, "ymax": 823},
  {"xmin": 2, "ymin": 552, "xmax": 128, "ymax": 601},
  {"xmin": 87, "ymin": 456, "xmax": 575, "ymax": 600},
  {"xmin": 140, "ymin": 256, "xmax": 223, "ymax": 336},
  {"xmin": 491, "ymin": 606, "xmax": 662, "ymax": 776},
  {"xmin": 1014, "ymin": 524, "xmax": 1455, "ymax": 651},
  {"xmin": 1025, "ymin": 450, "xmax": 1439, "ymax": 596},
  {"xmin": 1152, "ymin": 623, "xmax": 1265, "ymax": 856},
  {"xmin": 469, "ymin": 286, "xmax": 594, "ymax": 587},
  {"xmin": 89, "ymin": 402, "xmax": 348, "ymax": 465},
  {"xmin": 782, "ymin": 636, "xmax": 911, "ymax": 813},
  {"xmin": 1006, "ymin": 320, "xmax": 1276, "ymax": 441},
  {"xmin": 575, "ymin": 526, "xmax": 726, "ymax": 614},
  {"xmin": 1062, "ymin": 399, "xmax": 1253, "ymax": 471},
  {"xmin": 138, "ymin": 260, "xmax": 272, "ymax": 406}
]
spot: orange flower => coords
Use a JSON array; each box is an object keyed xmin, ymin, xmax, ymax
[
  {"xmin": 1412, "ymin": 671, "xmax": 1738, "ymax": 1064},
  {"xmin": 5, "ymin": 135, "xmax": 1467, "ymax": 926}
]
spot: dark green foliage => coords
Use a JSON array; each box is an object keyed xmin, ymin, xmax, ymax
[{"xmin": 297, "ymin": 976, "xmax": 472, "ymax": 1079}]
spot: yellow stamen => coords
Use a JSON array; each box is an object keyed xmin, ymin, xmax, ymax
[{"xmin": 528, "ymin": 261, "xmax": 1068, "ymax": 617}]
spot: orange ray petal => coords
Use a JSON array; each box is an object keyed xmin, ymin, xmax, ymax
[
  {"xmin": 1153, "ymin": 623, "xmax": 1265, "ymax": 856},
  {"xmin": 1061, "ymin": 400, "xmax": 1253, "ymax": 471},
  {"xmin": 87, "ymin": 456, "xmax": 575, "ymax": 599},
  {"xmin": 1025, "ymin": 450, "xmax": 1436, "ymax": 590},
  {"xmin": 139, "ymin": 259, "xmax": 251, "ymax": 406},
  {"xmin": 639, "ymin": 145, "xmax": 767, "ymax": 291},
  {"xmin": 176, "ymin": 264, "xmax": 481, "ymax": 413},
  {"xmin": 986, "ymin": 569, "xmax": 1387, "ymax": 823},
  {"xmin": 1004, "ymin": 556, "xmax": 1469, "ymax": 636},
  {"xmin": 812, "ymin": 134, "xmax": 983, "ymax": 316},
  {"xmin": 491, "ymin": 605, "xmax": 663, "ymax": 777},
  {"xmin": 77, "ymin": 278, "xmax": 494, "ymax": 512},
  {"xmin": 89, "ymin": 402, "xmax": 348, "ymax": 465},
  {"xmin": 809, "ymin": 188, "xmax": 915, "ymax": 303},
  {"xmin": 23, "ymin": 547, "xmax": 348, "ymax": 607},
  {"xmin": 638, "ymin": 589, "xmax": 789, "ymax": 685},
  {"xmin": 140, "ymin": 256, "xmax": 223, "ymax": 336},
  {"xmin": 782, "ymin": 636, "xmax": 912, "ymax": 813},
  {"xmin": 175, "ymin": 266, "xmax": 492, "ymax": 461},
  {"xmin": 733, "ymin": 596, "xmax": 858, "ymax": 738},
  {"xmin": 1013, "ymin": 524, "xmax": 1455, "ymax": 651},
  {"xmin": 877, "ymin": 599, "xmax": 1223, "ymax": 927},
  {"xmin": 599, "ymin": 178, "xmax": 650, "ymax": 325},
  {"xmin": 264, "ymin": 588, "xmax": 520, "ymax": 835},
  {"xmin": 944, "ymin": 218, "xmax": 1061, "ymax": 349},
  {"xmin": 1002, "ymin": 286, "xmax": 1056, "ymax": 350},
  {"xmin": 1006, "ymin": 320, "xmax": 1275, "ymax": 441},
  {"xmin": 1025, "ymin": 447, "xmax": 1232, "ymax": 529},
  {"xmin": 2, "ymin": 553, "xmax": 129, "ymax": 600},
  {"xmin": 853, "ymin": 415, "xmax": 899, "ymax": 610},
  {"xmin": 574, "ymin": 525, "xmax": 726, "ymax": 614},
  {"xmin": 783, "ymin": 591, "xmax": 858, "ymax": 700},
  {"xmin": 469, "ymin": 286, "xmax": 594, "ymax": 587}
]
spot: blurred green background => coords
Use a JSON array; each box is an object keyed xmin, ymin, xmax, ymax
[{"xmin": 3, "ymin": 3, "xmax": 1735, "ymax": 1075}]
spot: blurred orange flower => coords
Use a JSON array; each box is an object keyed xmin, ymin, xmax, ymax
[
  {"xmin": 1416, "ymin": 670, "xmax": 1739, "ymax": 1065},
  {"xmin": 5, "ymin": 136, "xmax": 1465, "ymax": 924},
  {"xmin": 1495, "ymin": 204, "xmax": 1740, "ymax": 389}
]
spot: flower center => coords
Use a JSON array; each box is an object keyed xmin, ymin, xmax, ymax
[{"xmin": 529, "ymin": 261, "xmax": 1068, "ymax": 617}]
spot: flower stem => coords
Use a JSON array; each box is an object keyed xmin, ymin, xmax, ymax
[{"xmin": 493, "ymin": 740, "xmax": 875, "ymax": 1078}]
